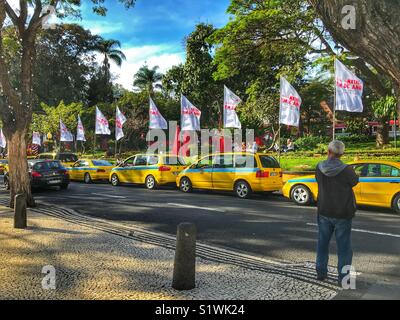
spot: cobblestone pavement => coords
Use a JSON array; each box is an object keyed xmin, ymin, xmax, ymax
[{"xmin": 0, "ymin": 205, "xmax": 339, "ymax": 300}]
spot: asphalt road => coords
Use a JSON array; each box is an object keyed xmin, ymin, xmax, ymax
[{"xmin": 1, "ymin": 180, "xmax": 400, "ymax": 284}]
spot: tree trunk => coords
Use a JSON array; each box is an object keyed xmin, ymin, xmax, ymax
[
  {"xmin": 7, "ymin": 128, "xmax": 35, "ymax": 209},
  {"xmin": 376, "ymin": 118, "xmax": 390, "ymax": 148}
]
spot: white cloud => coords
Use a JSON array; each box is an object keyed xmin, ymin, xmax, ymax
[{"xmin": 108, "ymin": 45, "xmax": 184, "ymax": 90}]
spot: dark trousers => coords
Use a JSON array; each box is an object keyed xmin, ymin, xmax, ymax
[{"xmin": 316, "ymin": 214, "xmax": 353, "ymax": 281}]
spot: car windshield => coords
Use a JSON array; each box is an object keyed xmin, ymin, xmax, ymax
[
  {"xmin": 92, "ymin": 160, "xmax": 113, "ymax": 166},
  {"xmin": 259, "ymin": 156, "xmax": 280, "ymax": 169},
  {"xmin": 58, "ymin": 154, "xmax": 78, "ymax": 162},
  {"xmin": 33, "ymin": 161, "xmax": 63, "ymax": 171}
]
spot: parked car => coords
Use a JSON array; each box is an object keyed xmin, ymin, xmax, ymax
[
  {"xmin": 282, "ymin": 160, "xmax": 400, "ymax": 214},
  {"xmin": 68, "ymin": 159, "xmax": 115, "ymax": 183},
  {"xmin": 177, "ymin": 152, "xmax": 283, "ymax": 199},
  {"xmin": 110, "ymin": 154, "xmax": 187, "ymax": 189},
  {"xmin": 37, "ymin": 152, "xmax": 78, "ymax": 167},
  {"xmin": 4, "ymin": 160, "xmax": 70, "ymax": 191},
  {"xmin": 0, "ymin": 159, "xmax": 8, "ymax": 175}
]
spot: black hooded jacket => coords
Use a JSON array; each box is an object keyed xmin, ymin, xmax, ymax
[{"xmin": 316, "ymin": 158, "xmax": 359, "ymax": 219}]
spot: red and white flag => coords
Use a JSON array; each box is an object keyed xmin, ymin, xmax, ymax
[
  {"xmin": 60, "ymin": 119, "xmax": 74, "ymax": 142},
  {"xmin": 224, "ymin": 86, "xmax": 242, "ymax": 129},
  {"xmin": 335, "ymin": 59, "xmax": 364, "ymax": 112},
  {"xmin": 95, "ymin": 107, "xmax": 111, "ymax": 135},
  {"xmin": 32, "ymin": 132, "xmax": 41, "ymax": 146},
  {"xmin": 115, "ymin": 106, "xmax": 127, "ymax": 141},
  {"xmin": 76, "ymin": 115, "xmax": 86, "ymax": 142},
  {"xmin": 0, "ymin": 129, "xmax": 6, "ymax": 148},
  {"xmin": 279, "ymin": 77, "xmax": 302, "ymax": 127},
  {"xmin": 181, "ymin": 95, "xmax": 201, "ymax": 131},
  {"xmin": 149, "ymin": 97, "xmax": 168, "ymax": 129}
]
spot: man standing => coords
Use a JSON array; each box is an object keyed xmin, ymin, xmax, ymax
[{"xmin": 315, "ymin": 140, "xmax": 359, "ymax": 285}]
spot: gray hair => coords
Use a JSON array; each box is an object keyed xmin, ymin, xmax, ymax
[{"xmin": 328, "ymin": 140, "xmax": 345, "ymax": 155}]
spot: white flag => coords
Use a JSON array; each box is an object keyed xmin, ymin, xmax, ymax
[
  {"xmin": 32, "ymin": 132, "xmax": 41, "ymax": 146},
  {"xmin": 224, "ymin": 86, "xmax": 242, "ymax": 129},
  {"xmin": 279, "ymin": 77, "xmax": 302, "ymax": 127},
  {"xmin": 335, "ymin": 59, "xmax": 364, "ymax": 112},
  {"xmin": 76, "ymin": 115, "xmax": 86, "ymax": 142},
  {"xmin": 0, "ymin": 129, "xmax": 6, "ymax": 148},
  {"xmin": 95, "ymin": 106, "xmax": 111, "ymax": 135},
  {"xmin": 60, "ymin": 119, "xmax": 74, "ymax": 142},
  {"xmin": 181, "ymin": 95, "xmax": 201, "ymax": 131},
  {"xmin": 149, "ymin": 98, "xmax": 168, "ymax": 129},
  {"xmin": 115, "ymin": 107, "xmax": 127, "ymax": 141}
]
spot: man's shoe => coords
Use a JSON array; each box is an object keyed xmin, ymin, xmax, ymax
[{"xmin": 317, "ymin": 274, "xmax": 327, "ymax": 281}]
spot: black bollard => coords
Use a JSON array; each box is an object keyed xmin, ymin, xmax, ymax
[
  {"xmin": 14, "ymin": 194, "xmax": 27, "ymax": 229},
  {"xmin": 172, "ymin": 223, "xmax": 196, "ymax": 290}
]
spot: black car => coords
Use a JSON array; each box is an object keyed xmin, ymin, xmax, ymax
[{"xmin": 4, "ymin": 160, "xmax": 70, "ymax": 190}]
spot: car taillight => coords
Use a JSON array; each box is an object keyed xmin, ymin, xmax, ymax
[
  {"xmin": 159, "ymin": 166, "xmax": 171, "ymax": 172},
  {"xmin": 97, "ymin": 169, "xmax": 106, "ymax": 173},
  {"xmin": 256, "ymin": 170, "xmax": 269, "ymax": 178},
  {"xmin": 31, "ymin": 171, "xmax": 42, "ymax": 178},
  {"xmin": 279, "ymin": 172, "xmax": 283, "ymax": 178}
]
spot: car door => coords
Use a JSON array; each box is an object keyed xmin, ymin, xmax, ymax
[
  {"xmin": 351, "ymin": 164, "xmax": 366, "ymax": 203},
  {"xmin": 190, "ymin": 156, "xmax": 213, "ymax": 189},
  {"xmin": 360, "ymin": 164, "xmax": 400, "ymax": 206},
  {"xmin": 120, "ymin": 156, "xmax": 136, "ymax": 183},
  {"xmin": 131, "ymin": 155, "xmax": 148, "ymax": 184},
  {"xmin": 212, "ymin": 154, "xmax": 234, "ymax": 190},
  {"xmin": 70, "ymin": 161, "xmax": 83, "ymax": 181}
]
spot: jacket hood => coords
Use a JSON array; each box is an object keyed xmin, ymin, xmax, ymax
[{"xmin": 318, "ymin": 158, "xmax": 347, "ymax": 177}]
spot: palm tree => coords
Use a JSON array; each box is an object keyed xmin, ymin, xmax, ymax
[
  {"xmin": 92, "ymin": 37, "xmax": 126, "ymax": 82},
  {"xmin": 133, "ymin": 64, "xmax": 163, "ymax": 94}
]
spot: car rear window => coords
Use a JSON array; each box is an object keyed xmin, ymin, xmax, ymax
[
  {"xmin": 92, "ymin": 160, "xmax": 113, "ymax": 166},
  {"xmin": 259, "ymin": 156, "xmax": 280, "ymax": 168},
  {"xmin": 33, "ymin": 161, "xmax": 63, "ymax": 171},
  {"xmin": 58, "ymin": 154, "xmax": 78, "ymax": 162},
  {"xmin": 164, "ymin": 156, "xmax": 185, "ymax": 165}
]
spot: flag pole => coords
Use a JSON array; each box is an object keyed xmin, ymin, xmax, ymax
[
  {"xmin": 333, "ymin": 58, "xmax": 337, "ymax": 141},
  {"xmin": 278, "ymin": 124, "xmax": 281, "ymax": 164},
  {"xmin": 93, "ymin": 134, "xmax": 96, "ymax": 157}
]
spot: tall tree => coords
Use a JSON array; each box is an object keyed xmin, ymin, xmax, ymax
[
  {"xmin": 308, "ymin": 0, "xmax": 400, "ymax": 115},
  {"xmin": 92, "ymin": 37, "xmax": 126, "ymax": 83},
  {"xmin": 35, "ymin": 24, "xmax": 98, "ymax": 106},
  {"xmin": 133, "ymin": 64, "xmax": 163, "ymax": 94},
  {"xmin": 0, "ymin": 0, "xmax": 135, "ymax": 215}
]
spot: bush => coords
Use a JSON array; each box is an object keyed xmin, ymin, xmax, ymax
[
  {"xmin": 294, "ymin": 136, "xmax": 329, "ymax": 151},
  {"xmin": 337, "ymin": 134, "xmax": 373, "ymax": 144}
]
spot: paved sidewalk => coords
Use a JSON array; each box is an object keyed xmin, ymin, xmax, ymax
[
  {"xmin": 0, "ymin": 205, "xmax": 341, "ymax": 300},
  {"xmin": 0, "ymin": 207, "xmax": 337, "ymax": 300}
]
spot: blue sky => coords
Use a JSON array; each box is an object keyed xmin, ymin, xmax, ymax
[{"xmin": 77, "ymin": 0, "xmax": 231, "ymax": 89}]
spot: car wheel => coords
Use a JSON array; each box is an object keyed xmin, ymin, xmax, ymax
[
  {"xmin": 291, "ymin": 185, "xmax": 312, "ymax": 206},
  {"xmin": 392, "ymin": 193, "xmax": 400, "ymax": 214},
  {"xmin": 180, "ymin": 177, "xmax": 192, "ymax": 193},
  {"xmin": 145, "ymin": 175, "xmax": 158, "ymax": 190},
  {"xmin": 84, "ymin": 173, "xmax": 92, "ymax": 184},
  {"xmin": 111, "ymin": 174, "xmax": 120, "ymax": 187},
  {"xmin": 235, "ymin": 180, "xmax": 252, "ymax": 199},
  {"xmin": 60, "ymin": 184, "xmax": 68, "ymax": 190}
]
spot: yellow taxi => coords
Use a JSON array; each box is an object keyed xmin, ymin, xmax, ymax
[
  {"xmin": 68, "ymin": 159, "xmax": 115, "ymax": 183},
  {"xmin": 109, "ymin": 154, "xmax": 187, "ymax": 189},
  {"xmin": 282, "ymin": 160, "xmax": 400, "ymax": 214},
  {"xmin": 177, "ymin": 152, "xmax": 283, "ymax": 199},
  {"xmin": 0, "ymin": 159, "xmax": 8, "ymax": 175},
  {"xmin": 37, "ymin": 152, "xmax": 78, "ymax": 167}
]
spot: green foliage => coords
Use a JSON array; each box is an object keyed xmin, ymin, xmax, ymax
[
  {"xmin": 337, "ymin": 134, "xmax": 373, "ymax": 144},
  {"xmin": 294, "ymin": 136, "xmax": 329, "ymax": 151},
  {"xmin": 133, "ymin": 64, "xmax": 163, "ymax": 94},
  {"xmin": 371, "ymin": 95, "xmax": 397, "ymax": 120}
]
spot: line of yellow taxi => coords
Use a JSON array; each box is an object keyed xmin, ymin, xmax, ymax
[
  {"xmin": 282, "ymin": 160, "xmax": 400, "ymax": 214},
  {"xmin": 4, "ymin": 151, "xmax": 399, "ymax": 214}
]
